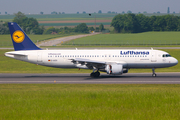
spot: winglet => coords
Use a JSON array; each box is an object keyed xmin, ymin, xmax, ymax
[{"xmin": 8, "ymin": 22, "xmax": 41, "ymax": 51}]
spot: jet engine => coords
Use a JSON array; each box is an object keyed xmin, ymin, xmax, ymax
[{"xmin": 105, "ymin": 64, "xmax": 123, "ymax": 75}]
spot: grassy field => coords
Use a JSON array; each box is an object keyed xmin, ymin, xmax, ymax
[
  {"xmin": 0, "ymin": 49, "xmax": 179, "ymax": 73},
  {"xmin": 2, "ymin": 32, "xmax": 180, "ymax": 47},
  {"xmin": 62, "ymin": 32, "xmax": 180, "ymax": 46},
  {"xmin": 1, "ymin": 84, "xmax": 180, "ymax": 119},
  {"xmin": 1, "ymin": 13, "xmax": 180, "ymax": 21},
  {"xmin": 0, "ymin": 34, "xmax": 81, "ymax": 47},
  {"xmin": 0, "ymin": 13, "xmax": 116, "ymax": 22}
]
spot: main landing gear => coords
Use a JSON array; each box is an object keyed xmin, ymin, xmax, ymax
[
  {"xmin": 152, "ymin": 68, "xmax": 157, "ymax": 77},
  {"xmin": 90, "ymin": 71, "xmax": 100, "ymax": 78}
]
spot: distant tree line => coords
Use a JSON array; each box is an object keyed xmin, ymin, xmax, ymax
[
  {"xmin": 0, "ymin": 11, "xmax": 106, "ymax": 35},
  {"xmin": 44, "ymin": 23, "xmax": 89, "ymax": 34},
  {"xmin": 0, "ymin": 12, "xmax": 45, "ymax": 35},
  {"xmin": 13, "ymin": 12, "xmax": 44, "ymax": 34},
  {"xmin": 0, "ymin": 21, "xmax": 9, "ymax": 34},
  {"xmin": 111, "ymin": 13, "xmax": 180, "ymax": 33},
  {"xmin": 43, "ymin": 23, "xmax": 106, "ymax": 34}
]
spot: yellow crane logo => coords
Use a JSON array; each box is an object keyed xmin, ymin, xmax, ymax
[{"xmin": 12, "ymin": 30, "xmax": 25, "ymax": 43}]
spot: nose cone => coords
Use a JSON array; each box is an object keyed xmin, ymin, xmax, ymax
[{"xmin": 172, "ymin": 57, "xmax": 178, "ymax": 66}]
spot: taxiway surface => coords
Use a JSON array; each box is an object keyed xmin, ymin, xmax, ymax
[{"xmin": 0, "ymin": 73, "xmax": 180, "ymax": 84}]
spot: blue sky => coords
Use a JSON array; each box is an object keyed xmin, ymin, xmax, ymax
[{"xmin": 0, "ymin": 0, "xmax": 180, "ymax": 14}]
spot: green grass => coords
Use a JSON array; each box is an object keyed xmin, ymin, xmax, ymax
[
  {"xmin": 0, "ymin": 34, "xmax": 81, "ymax": 47},
  {"xmin": 63, "ymin": 32, "xmax": 180, "ymax": 46},
  {"xmin": 1, "ymin": 84, "xmax": 180, "ymax": 119},
  {"xmin": 0, "ymin": 49, "xmax": 179, "ymax": 73}
]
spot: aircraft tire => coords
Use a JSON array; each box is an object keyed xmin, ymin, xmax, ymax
[
  {"xmin": 90, "ymin": 73, "xmax": 95, "ymax": 78},
  {"xmin": 90, "ymin": 72, "xmax": 100, "ymax": 78},
  {"xmin": 95, "ymin": 72, "xmax": 100, "ymax": 77},
  {"xmin": 152, "ymin": 73, "xmax": 157, "ymax": 77}
]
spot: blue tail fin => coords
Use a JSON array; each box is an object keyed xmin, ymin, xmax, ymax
[{"xmin": 8, "ymin": 22, "xmax": 41, "ymax": 51}]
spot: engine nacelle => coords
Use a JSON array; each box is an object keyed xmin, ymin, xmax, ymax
[
  {"xmin": 105, "ymin": 64, "xmax": 123, "ymax": 75},
  {"xmin": 123, "ymin": 69, "xmax": 128, "ymax": 73}
]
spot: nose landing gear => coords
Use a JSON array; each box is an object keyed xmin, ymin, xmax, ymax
[{"xmin": 152, "ymin": 68, "xmax": 157, "ymax": 77}]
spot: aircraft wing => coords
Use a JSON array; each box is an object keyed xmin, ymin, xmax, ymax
[
  {"xmin": 70, "ymin": 58, "xmax": 127, "ymax": 69},
  {"xmin": 70, "ymin": 58, "xmax": 106, "ymax": 69}
]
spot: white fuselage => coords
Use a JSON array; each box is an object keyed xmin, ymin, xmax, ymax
[{"xmin": 5, "ymin": 49, "xmax": 178, "ymax": 71}]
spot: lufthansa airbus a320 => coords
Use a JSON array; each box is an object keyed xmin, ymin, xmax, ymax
[{"xmin": 5, "ymin": 22, "xmax": 178, "ymax": 77}]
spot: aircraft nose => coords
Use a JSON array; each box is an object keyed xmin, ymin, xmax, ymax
[{"xmin": 172, "ymin": 57, "xmax": 178, "ymax": 65}]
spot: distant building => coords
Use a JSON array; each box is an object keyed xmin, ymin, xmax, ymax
[{"xmin": 167, "ymin": 7, "xmax": 170, "ymax": 14}]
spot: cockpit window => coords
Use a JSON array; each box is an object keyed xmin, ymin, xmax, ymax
[{"xmin": 162, "ymin": 54, "xmax": 171, "ymax": 57}]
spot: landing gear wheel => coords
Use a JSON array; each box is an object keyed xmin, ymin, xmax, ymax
[
  {"xmin": 152, "ymin": 73, "xmax": 157, "ymax": 77},
  {"xmin": 152, "ymin": 68, "xmax": 157, "ymax": 77},
  {"xmin": 90, "ymin": 71, "xmax": 100, "ymax": 78},
  {"xmin": 90, "ymin": 72, "xmax": 95, "ymax": 78},
  {"xmin": 95, "ymin": 71, "xmax": 100, "ymax": 77}
]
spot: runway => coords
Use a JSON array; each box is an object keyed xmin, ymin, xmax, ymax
[{"xmin": 0, "ymin": 73, "xmax": 180, "ymax": 84}]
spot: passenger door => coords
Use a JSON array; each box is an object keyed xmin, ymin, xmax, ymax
[{"xmin": 151, "ymin": 51, "xmax": 157, "ymax": 62}]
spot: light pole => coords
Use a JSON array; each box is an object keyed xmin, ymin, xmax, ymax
[{"xmin": 89, "ymin": 14, "xmax": 96, "ymax": 32}]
